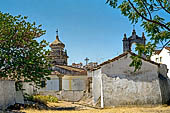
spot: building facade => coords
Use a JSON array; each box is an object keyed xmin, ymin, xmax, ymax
[
  {"xmin": 89, "ymin": 52, "xmax": 170, "ymax": 108},
  {"xmin": 151, "ymin": 47, "xmax": 170, "ymax": 78}
]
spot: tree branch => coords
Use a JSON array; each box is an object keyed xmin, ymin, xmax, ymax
[
  {"xmin": 157, "ymin": 0, "xmax": 170, "ymax": 14},
  {"xmin": 141, "ymin": 0, "xmax": 152, "ymax": 20},
  {"xmin": 128, "ymin": 0, "xmax": 170, "ymax": 31},
  {"xmin": 160, "ymin": 40, "xmax": 170, "ymax": 51}
]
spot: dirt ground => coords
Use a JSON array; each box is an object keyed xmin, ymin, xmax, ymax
[{"xmin": 21, "ymin": 101, "xmax": 170, "ymax": 113}]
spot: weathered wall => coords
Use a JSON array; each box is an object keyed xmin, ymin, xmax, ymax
[
  {"xmin": 62, "ymin": 75, "xmax": 87, "ymax": 91},
  {"xmin": 59, "ymin": 90, "xmax": 84, "ymax": 102},
  {"xmin": 22, "ymin": 82, "xmax": 35, "ymax": 95},
  {"xmin": 39, "ymin": 90, "xmax": 84, "ymax": 102},
  {"xmin": 23, "ymin": 75, "xmax": 87, "ymax": 95},
  {"xmin": 46, "ymin": 79, "xmax": 59, "ymax": 91},
  {"xmin": 158, "ymin": 64, "xmax": 170, "ymax": 104},
  {"xmin": 0, "ymin": 80, "xmax": 16, "ymax": 110},
  {"xmin": 39, "ymin": 90, "xmax": 61, "ymax": 99},
  {"xmin": 92, "ymin": 69, "xmax": 102, "ymax": 105},
  {"xmin": 101, "ymin": 54, "xmax": 164, "ymax": 107}
]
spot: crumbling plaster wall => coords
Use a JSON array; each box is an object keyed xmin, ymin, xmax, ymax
[
  {"xmin": 158, "ymin": 64, "xmax": 170, "ymax": 104},
  {"xmin": 91, "ymin": 69, "xmax": 102, "ymax": 105},
  {"xmin": 100, "ymin": 54, "xmax": 165, "ymax": 107}
]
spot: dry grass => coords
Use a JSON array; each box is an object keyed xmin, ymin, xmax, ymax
[{"xmin": 21, "ymin": 101, "xmax": 170, "ymax": 113}]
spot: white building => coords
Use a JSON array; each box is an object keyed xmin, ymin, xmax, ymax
[
  {"xmin": 89, "ymin": 52, "xmax": 170, "ymax": 107},
  {"xmin": 151, "ymin": 47, "xmax": 170, "ymax": 78}
]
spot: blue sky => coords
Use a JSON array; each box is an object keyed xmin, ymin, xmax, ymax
[{"xmin": 0, "ymin": 0, "xmax": 146, "ymax": 65}]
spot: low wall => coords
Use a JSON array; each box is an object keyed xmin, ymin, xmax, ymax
[
  {"xmin": 22, "ymin": 82, "xmax": 35, "ymax": 95},
  {"xmin": 62, "ymin": 76, "xmax": 87, "ymax": 91},
  {"xmin": 60, "ymin": 90, "xmax": 85, "ymax": 102},
  {"xmin": 0, "ymin": 80, "xmax": 16, "ymax": 110},
  {"xmin": 39, "ymin": 90, "xmax": 85, "ymax": 102},
  {"xmin": 39, "ymin": 90, "xmax": 61, "ymax": 99}
]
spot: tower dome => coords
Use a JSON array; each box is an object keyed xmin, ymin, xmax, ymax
[
  {"xmin": 49, "ymin": 30, "xmax": 68, "ymax": 65},
  {"xmin": 50, "ymin": 34, "xmax": 65, "ymax": 48}
]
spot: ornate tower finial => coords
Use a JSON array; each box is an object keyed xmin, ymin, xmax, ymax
[
  {"xmin": 56, "ymin": 29, "xmax": 58, "ymax": 36},
  {"xmin": 133, "ymin": 25, "xmax": 135, "ymax": 30},
  {"xmin": 142, "ymin": 32, "xmax": 146, "ymax": 39},
  {"xmin": 123, "ymin": 33, "xmax": 127, "ymax": 40},
  {"xmin": 132, "ymin": 25, "xmax": 136, "ymax": 36}
]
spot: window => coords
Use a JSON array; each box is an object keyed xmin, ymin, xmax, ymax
[
  {"xmin": 41, "ymin": 81, "xmax": 46, "ymax": 88},
  {"xmin": 160, "ymin": 57, "xmax": 162, "ymax": 63},
  {"xmin": 156, "ymin": 58, "xmax": 158, "ymax": 62}
]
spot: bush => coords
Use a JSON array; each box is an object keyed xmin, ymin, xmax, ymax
[{"xmin": 25, "ymin": 94, "xmax": 58, "ymax": 104}]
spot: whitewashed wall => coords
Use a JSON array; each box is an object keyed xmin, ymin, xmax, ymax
[
  {"xmin": 46, "ymin": 79, "xmax": 59, "ymax": 91},
  {"xmin": 91, "ymin": 53, "xmax": 170, "ymax": 107},
  {"xmin": 91, "ymin": 69, "xmax": 102, "ymax": 106},
  {"xmin": 101, "ymin": 54, "xmax": 169, "ymax": 107},
  {"xmin": 151, "ymin": 48, "xmax": 170, "ymax": 78},
  {"xmin": 0, "ymin": 80, "xmax": 16, "ymax": 110},
  {"xmin": 62, "ymin": 75, "xmax": 87, "ymax": 91}
]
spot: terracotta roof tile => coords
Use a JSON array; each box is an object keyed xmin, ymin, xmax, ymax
[
  {"xmin": 165, "ymin": 47, "xmax": 170, "ymax": 51},
  {"xmin": 153, "ymin": 47, "xmax": 170, "ymax": 55},
  {"xmin": 55, "ymin": 65, "xmax": 87, "ymax": 75},
  {"xmin": 154, "ymin": 50, "xmax": 161, "ymax": 55}
]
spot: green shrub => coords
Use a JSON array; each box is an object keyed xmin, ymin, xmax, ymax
[
  {"xmin": 25, "ymin": 94, "xmax": 58, "ymax": 104},
  {"xmin": 33, "ymin": 95, "xmax": 58, "ymax": 104}
]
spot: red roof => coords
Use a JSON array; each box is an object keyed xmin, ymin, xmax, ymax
[
  {"xmin": 165, "ymin": 47, "xmax": 170, "ymax": 51},
  {"xmin": 153, "ymin": 47, "xmax": 170, "ymax": 55},
  {"xmin": 154, "ymin": 50, "xmax": 161, "ymax": 55}
]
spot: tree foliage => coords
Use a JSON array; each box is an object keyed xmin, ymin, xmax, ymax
[
  {"xmin": 106, "ymin": 0, "xmax": 170, "ymax": 71},
  {"xmin": 0, "ymin": 12, "xmax": 51, "ymax": 86}
]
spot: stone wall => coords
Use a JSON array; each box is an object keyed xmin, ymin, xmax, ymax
[{"xmin": 0, "ymin": 80, "xmax": 16, "ymax": 110}]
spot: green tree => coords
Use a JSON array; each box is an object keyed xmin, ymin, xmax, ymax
[
  {"xmin": 0, "ymin": 12, "xmax": 51, "ymax": 87},
  {"xmin": 106, "ymin": 0, "xmax": 170, "ymax": 71}
]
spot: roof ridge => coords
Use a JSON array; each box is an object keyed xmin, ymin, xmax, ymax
[{"xmin": 92, "ymin": 52, "xmax": 159, "ymax": 71}]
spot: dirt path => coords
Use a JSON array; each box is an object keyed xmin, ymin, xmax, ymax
[{"xmin": 20, "ymin": 101, "xmax": 170, "ymax": 113}]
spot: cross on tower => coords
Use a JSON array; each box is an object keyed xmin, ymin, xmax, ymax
[
  {"xmin": 85, "ymin": 57, "xmax": 89, "ymax": 66},
  {"xmin": 56, "ymin": 29, "xmax": 58, "ymax": 36}
]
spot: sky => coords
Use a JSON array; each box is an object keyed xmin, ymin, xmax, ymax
[{"xmin": 0, "ymin": 0, "xmax": 146, "ymax": 65}]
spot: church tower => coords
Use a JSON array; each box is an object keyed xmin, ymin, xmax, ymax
[
  {"xmin": 123, "ymin": 29, "xmax": 146, "ymax": 53},
  {"xmin": 49, "ymin": 31, "xmax": 68, "ymax": 65}
]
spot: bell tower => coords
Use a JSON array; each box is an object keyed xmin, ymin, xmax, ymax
[
  {"xmin": 49, "ymin": 30, "xmax": 68, "ymax": 65},
  {"xmin": 123, "ymin": 28, "xmax": 146, "ymax": 53}
]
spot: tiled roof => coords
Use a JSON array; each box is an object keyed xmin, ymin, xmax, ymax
[
  {"xmin": 56, "ymin": 65, "xmax": 87, "ymax": 75},
  {"xmin": 154, "ymin": 50, "xmax": 161, "ymax": 55},
  {"xmin": 51, "ymin": 71, "xmax": 61, "ymax": 75},
  {"xmin": 165, "ymin": 47, "xmax": 170, "ymax": 51},
  {"xmin": 92, "ymin": 52, "xmax": 160, "ymax": 71},
  {"xmin": 153, "ymin": 47, "xmax": 170, "ymax": 55}
]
